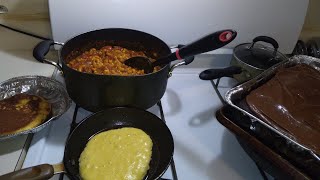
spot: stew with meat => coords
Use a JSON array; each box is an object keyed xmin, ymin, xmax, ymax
[{"xmin": 67, "ymin": 46, "xmax": 159, "ymax": 75}]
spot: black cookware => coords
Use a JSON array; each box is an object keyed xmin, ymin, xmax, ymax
[
  {"xmin": 33, "ymin": 28, "xmax": 236, "ymax": 112},
  {"xmin": 306, "ymin": 39, "xmax": 320, "ymax": 58},
  {"xmin": 0, "ymin": 107, "xmax": 174, "ymax": 180},
  {"xmin": 291, "ymin": 40, "xmax": 308, "ymax": 56},
  {"xmin": 199, "ymin": 36, "xmax": 288, "ymax": 83}
]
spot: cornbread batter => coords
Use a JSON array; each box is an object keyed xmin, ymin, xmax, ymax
[
  {"xmin": 79, "ymin": 127, "xmax": 153, "ymax": 180},
  {"xmin": 0, "ymin": 94, "xmax": 51, "ymax": 135}
]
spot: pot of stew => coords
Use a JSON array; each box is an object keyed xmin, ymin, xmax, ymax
[{"xmin": 34, "ymin": 28, "xmax": 236, "ymax": 111}]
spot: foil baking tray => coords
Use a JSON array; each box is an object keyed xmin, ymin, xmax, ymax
[
  {"xmin": 216, "ymin": 106, "xmax": 312, "ymax": 179},
  {"xmin": 225, "ymin": 55, "xmax": 320, "ymax": 162},
  {"xmin": 0, "ymin": 75, "xmax": 72, "ymax": 140}
]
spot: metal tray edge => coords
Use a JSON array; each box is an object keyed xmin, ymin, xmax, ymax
[{"xmin": 225, "ymin": 55, "xmax": 320, "ymax": 161}]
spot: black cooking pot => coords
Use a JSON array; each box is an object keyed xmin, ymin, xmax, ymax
[
  {"xmin": 0, "ymin": 107, "xmax": 174, "ymax": 180},
  {"xmin": 33, "ymin": 28, "xmax": 236, "ymax": 111},
  {"xmin": 199, "ymin": 36, "xmax": 288, "ymax": 83}
]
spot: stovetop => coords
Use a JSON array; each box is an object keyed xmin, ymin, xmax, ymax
[{"xmin": 22, "ymin": 56, "xmax": 265, "ymax": 180}]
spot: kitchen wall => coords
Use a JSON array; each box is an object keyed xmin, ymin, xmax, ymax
[
  {"xmin": 300, "ymin": 0, "xmax": 320, "ymax": 41},
  {"xmin": 0, "ymin": 0, "xmax": 51, "ymax": 50},
  {"xmin": 299, "ymin": 0, "xmax": 320, "ymax": 41},
  {"xmin": 0, "ymin": 0, "xmax": 319, "ymax": 50}
]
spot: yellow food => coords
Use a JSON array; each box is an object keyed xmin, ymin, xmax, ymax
[{"xmin": 79, "ymin": 127, "xmax": 153, "ymax": 180}]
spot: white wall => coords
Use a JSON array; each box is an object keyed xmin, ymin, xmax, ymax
[{"xmin": 300, "ymin": 0, "xmax": 320, "ymax": 41}]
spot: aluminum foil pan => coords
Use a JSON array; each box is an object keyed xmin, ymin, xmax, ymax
[
  {"xmin": 225, "ymin": 55, "xmax": 320, "ymax": 161},
  {"xmin": 0, "ymin": 75, "xmax": 72, "ymax": 140}
]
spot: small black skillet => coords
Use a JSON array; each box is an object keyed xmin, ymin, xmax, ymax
[{"xmin": 0, "ymin": 107, "xmax": 174, "ymax": 180}]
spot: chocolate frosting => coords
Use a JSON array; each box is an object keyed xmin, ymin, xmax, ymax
[{"xmin": 246, "ymin": 64, "xmax": 320, "ymax": 154}]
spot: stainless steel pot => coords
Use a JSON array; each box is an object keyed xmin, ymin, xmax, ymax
[{"xmin": 199, "ymin": 36, "xmax": 288, "ymax": 83}]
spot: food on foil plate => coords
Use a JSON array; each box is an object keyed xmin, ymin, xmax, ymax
[{"xmin": 0, "ymin": 93, "xmax": 52, "ymax": 135}]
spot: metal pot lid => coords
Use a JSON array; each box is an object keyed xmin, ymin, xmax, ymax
[{"xmin": 234, "ymin": 36, "xmax": 288, "ymax": 70}]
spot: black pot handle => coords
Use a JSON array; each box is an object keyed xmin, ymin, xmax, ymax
[
  {"xmin": 199, "ymin": 66, "xmax": 242, "ymax": 80},
  {"xmin": 33, "ymin": 40, "xmax": 54, "ymax": 62},
  {"xmin": 33, "ymin": 40, "xmax": 63, "ymax": 71},
  {"xmin": 250, "ymin": 36, "xmax": 279, "ymax": 50},
  {"xmin": 168, "ymin": 55, "xmax": 195, "ymax": 78},
  {"xmin": 179, "ymin": 29, "xmax": 237, "ymax": 57},
  {"xmin": 170, "ymin": 44, "xmax": 195, "ymax": 65},
  {"xmin": 153, "ymin": 30, "xmax": 237, "ymax": 66}
]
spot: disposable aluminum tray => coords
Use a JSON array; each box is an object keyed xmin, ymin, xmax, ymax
[
  {"xmin": 0, "ymin": 75, "xmax": 72, "ymax": 140},
  {"xmin": 225, "ymin": 55, "xmax": 320, "ymax": 163}
]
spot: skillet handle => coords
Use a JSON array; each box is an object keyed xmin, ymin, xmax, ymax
[
  {"xmin": 33, "ymin": 40, "xmax": 63, "ymax": 71},
  {"xmin": 199, "ymin": 66, "xmax": 242, "ymax": 80},
  {"xmin": 0, "ymin": 164, "xmax": 54, "ymax": 180}
]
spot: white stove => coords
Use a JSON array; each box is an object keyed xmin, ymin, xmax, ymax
[
  {"xmin": 22, "ymin": 54, "xmax": 266, "ymax": 180},
  {"xmin": 0, "ymin": 0, "xmax": 307, "ymax": 177}
]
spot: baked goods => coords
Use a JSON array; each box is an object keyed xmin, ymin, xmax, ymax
[
  {"xmin": 246, "ymin": 64, "xmax": 320, "ymax": 154},
  {"xmin": 0, "ymin": 94, "xmax": 52, "ymax": 135},
  {"xmin": 79, "ymin": 127, "xmax": 153, "ymax": 180}
]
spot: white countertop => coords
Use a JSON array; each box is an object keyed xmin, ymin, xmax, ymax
[
  {"xmin": 0, "ymin": 41, "xmax": 56, "ymax": 175},
  {"xmin": 0, "ymin": 49, "xmax": 55, "ymax": 81},
  {"xmin": 161, "ymin": 74, "xmax": 262, "ymax": 180}
]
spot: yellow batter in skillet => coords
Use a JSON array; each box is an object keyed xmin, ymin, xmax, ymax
[{"xmin": 79, "ymin": 127, "xmax": 153, "ymax": 180}]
